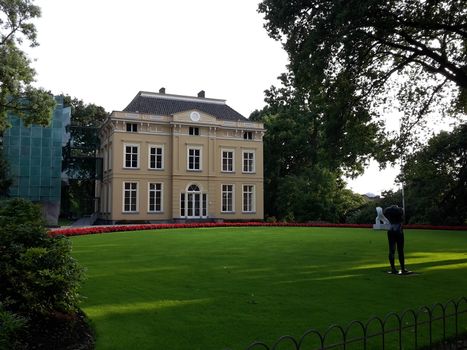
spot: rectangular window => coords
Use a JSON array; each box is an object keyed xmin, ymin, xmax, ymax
[
  {"xmin": 124, "ymin": 144, "xmax": 139, "ymax": 168},
  {"xmin": 148, "ymin": 183, "xmax": 163, "ymax": 212},
  {"xmin": 221, "ymin": 150, "xmax": 234, "ymax": 172},
  {"xmin": 149, "ymin": 145, "xmax": 164, "ymax": 170},
  {"xmin": 243, "ymin": 151, "xmax": 255, "ymax": 173},
  {"xmin": 221, "ymin": 184, "xmax": 234, "ymax": 212},
  {"xmin": 188, "ymin": 147, "xmax": 201, "ymax": 171},
  {"xmin": 243, "ymin": 185, "xmax": 255, "ymax": 213},
  {"xmin": 123, "ymin": 182, "xmax": 138, "ymax": 212},
  {"xmin": 126, "ymin": 123, "xmax": 138, "ymax": 132},
  {"xmin": 202, "ymin": 194, "xmax": 207, "ymax": 217},
  {"xmin": 180, "ymin": 193, "xmax": 185, "ymax": 217},
  {"xmin": 243, "ymin": 131, "xmax": 253, "ymax": 140},
  {"xmin": 189, "ymin": 127, "xmax": 199, "ymax": 136}
]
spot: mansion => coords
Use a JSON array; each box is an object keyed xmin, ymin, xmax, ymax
[{"xmin": 97, "ymin": 89, "xmax": 264, "ymax": 223}]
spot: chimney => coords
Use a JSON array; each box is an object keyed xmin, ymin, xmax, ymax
[
  {"xmin": 197, "ymin": 90, "xmax": 205, "ymax": 98},
  {"xmin": 159, "ymin": 87, "xmax": 166, "ymax": 94}
]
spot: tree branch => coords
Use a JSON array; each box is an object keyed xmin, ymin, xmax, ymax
[
  {"xmin": 0, "ymin": 18, "xmax": 23, "ymax": 46},
  {"xmin": 361, "ymin": 6, "xmax": 467, "ymax": 39},
  {"xmin": 384, "ymin": 15, "xmax": 467, "ymax": 39},
  {"xmin": 410, "ymin": 58, "xmax": 458, "ymax": 81},
  {"xmin": 404, "ymin": 78, "xmax": 449, "ymax": 134},
  {"xmin": 358, "ymin": 52, "xmax": 420, "ymax": 99},
  {"xmin": 366, "ymin": 32, "xmax": 467, "ymax": 88},
  {"xmin": 395, "ymin": 30, "xmax": 467, "ymax": 85}
]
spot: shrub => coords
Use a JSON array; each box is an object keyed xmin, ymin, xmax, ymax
[
  {"xmin": 0, "ymin": 304, "xmax": 27, "ymax": 350},
  {"xmin": 0, "ymin": 198, "xmax": 84, "ymax": 317}
]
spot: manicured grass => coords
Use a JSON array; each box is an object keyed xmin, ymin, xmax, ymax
[{"xmin": 70, "ymin": 227, "xmax": 467, "ymax": 350}]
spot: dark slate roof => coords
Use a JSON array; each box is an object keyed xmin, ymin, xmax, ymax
[{"xmin": 122, "ymin": 91, "xmax": 247, "ymax": 121}]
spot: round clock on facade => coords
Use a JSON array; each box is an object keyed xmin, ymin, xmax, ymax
[{"xmin": 190, "ymin": 111, "xmax": 200, "ymax": 121}]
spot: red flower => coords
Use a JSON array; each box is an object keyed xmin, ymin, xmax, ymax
[{"xmin": 48, "ymin": 222, "xmax": 467, "ymax": 237}]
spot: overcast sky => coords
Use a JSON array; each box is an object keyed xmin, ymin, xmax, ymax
[{"xmin": 28, "ymin": 0, "xmax": 401, "ymax": 195}]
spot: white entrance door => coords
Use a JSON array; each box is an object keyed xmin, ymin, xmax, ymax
[{"xmin": 181, "ymin": 185, "xmax": 207, "ymax": 219}]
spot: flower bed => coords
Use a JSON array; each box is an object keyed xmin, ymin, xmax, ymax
[{"xmin": 48, "ymin": 222, "xmax": 467, "ymax": 237}]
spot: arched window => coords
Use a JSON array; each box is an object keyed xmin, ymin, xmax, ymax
[
  {"xmin": 180, "ymin": 184, "xmax": 207, "ymax": 218},
  {"xmin": 187, "ymin": 184, "xmax": 200, "ymax": 192}
]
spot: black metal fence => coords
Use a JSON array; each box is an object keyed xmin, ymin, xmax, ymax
[{"xmin": 241, "ymin": 297, "xmax": 467, "ymax": 350}]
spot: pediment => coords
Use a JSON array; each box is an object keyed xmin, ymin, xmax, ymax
[{"xmin": 172, "ymin": 109, "xmax": 218, "ymax": 125}]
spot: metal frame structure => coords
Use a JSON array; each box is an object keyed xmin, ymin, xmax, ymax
[{"xmin": 241, "ymin": 297, "xmax": 467, "ymax": 350}]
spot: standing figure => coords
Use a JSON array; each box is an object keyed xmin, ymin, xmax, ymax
[{"xmin": 383, "ymin": 205, "xmax": 409, "ymax": 275}]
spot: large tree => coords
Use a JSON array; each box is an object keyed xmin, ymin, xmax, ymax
[
  {"xmin": 250, "ymin": 73, "xmax": 382, "ymax": 220},
  {"xmin": 0, "ymin": 0, "xmax": 55, "ymax": 131},
  {"xmin": 347, "ymin": 124, "xmax": 467, "ymax": 225},
  {"xmin": 401, "ymin": 123, "xmax": 467, "ymax": 225},
  {"xmin": 258, "ymin": 0, "xmax": 467, "ymax": 148},
  {"xmin": 61, "ymin": 96, "xmax": 108, "ymax": 218}
]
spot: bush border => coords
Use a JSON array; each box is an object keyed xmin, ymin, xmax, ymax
[{"xmin": 49, "ymin": 222, "xmax": 467, "ymax": 237}]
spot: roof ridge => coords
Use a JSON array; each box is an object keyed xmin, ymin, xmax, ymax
[
  {"xmin": 138, "ymin": 91, "xmax": 226, "ymax": 105},
  {"xmin": 123, "ymin": 91, "xmax": 247, "ymax": 121}
]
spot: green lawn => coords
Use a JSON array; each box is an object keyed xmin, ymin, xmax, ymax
[{"xmin": 70, "ymin": 227, "xmax": 467, "ymax": 350}]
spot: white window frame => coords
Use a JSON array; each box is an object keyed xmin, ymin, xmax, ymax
[
  {"xmin": 242, "ymin": 150, "xmax": 256, "ymax": 173},
  {"xmin": 180, "ymin": 193, "xmax": 185, "ymax": 217},
  {"xmin": 123, "ymin": 143, "xmax": 140, "ymax": 169},
  {"xmin": 221, "ymin": 184, "xmax": 235, "ymax": 213},
  {"xmin": 148, "ymin": 182, "xmax": 163, "ymax": 213},
  {"xmin": 122, "ymin": 181, "xmax": 138, "ymax": 213},
  {"xmin": 126, "ymin": 122, "xmax": 138, "ymax": 132},
  {"xmin": 148, "ymin": 144, "xmax": 164, "ymax": 170},
  {"xmin": 180, "ymin": 184, "xmax": 207, "ymax": 218},
  {"xmin": 242, "ymin": 184, "xmax": 255, "ymax": 213},
  {"xmin": 243, "ymin": 131, "xmax": 253, "ymax": 140},
  {"xmin": 187, "ymin": 146, "xmax": 202, "ymax": 171},
  {"xmin": 221, "ymin": 149, "xmax": 235, "ymax": 173},
  {"xmin": 189, "ymin": 127, "xmax": 200, "ymax": 136}
]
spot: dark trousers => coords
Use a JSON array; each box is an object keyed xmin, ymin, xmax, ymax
[{"xmin": 387, "ymin": 224, "xmax": 405, "ymax": 270}]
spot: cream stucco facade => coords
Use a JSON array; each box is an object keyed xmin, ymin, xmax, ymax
[{"xmin": 97, "ymin": 91, "xmax": 264, "ymax": 223}]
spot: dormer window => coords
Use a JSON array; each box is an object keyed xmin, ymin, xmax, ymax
[
  {"xmin": 189, "ymin": 127, "xmax": 200, "ymax": 136},
  {"xmin": 126, "ymin": 123, "xmax": 138, "ymax": 132},
  {"xmin": 243, "ymin": 131, "xmax": 253, "ymax": 140}
]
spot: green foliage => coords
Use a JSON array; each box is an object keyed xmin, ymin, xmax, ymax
[
  {"xmin": 258, "ymin": 0, "xmax": 467, "ymax": 148},
  {"xmin": 402, "ymin": 124, "xmax": 467, "ymax": 225},
  {"xmin": 255, "ymin": 0, "xmax": 467, "ymax": 221},
  {"xmin": 275, "ymin": 167, "xmax": 366, "ymax": 222},
  {"xmin": 63, "ymin": 95, "xmax": 107, "ymax": 161},
  {"xmin": 346, "ymin": 190, "xmax": 403, "ymax": 224},
  {"xmin": 263, "ymin": 73, "xmax": 390, "ymax": 173},
  {"xmin": 64, "ymin": 95, "xmax": 108, "ymax": 127},
  {"xmin": 0, "ymin": 196, "xmax": 44, "ymax": 227},
  {"xmin": 253, "ymin": 78, "xmax": 383, "ymax": 221},
  {"xmin": 0, "ymin": 304, "xmax": 27, "ymax": 350},
  {"xmin": 60, "ymin": 96, "xmax": 108, "ymax": 218},
  {"xmin": 343, "ymin": 126, "xmax": 467, "ymax": 225},
  {"xmin": 0, "ymin": 151, "xmax": 12, "ymax": 197},
  {"xmin": 0, "ymin": 198, "xmax": 84, "ymax": 317},
  {"xmin": 61, "ymin": 179, "xmax": 96, "ymax": 219},
  {"xmin": 0, "ymin": 0, "xmax": 56, "ymax": 132}
]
